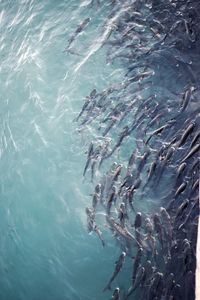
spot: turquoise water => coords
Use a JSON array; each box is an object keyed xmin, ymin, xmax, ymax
[
  {"xmin": 1, "ymin": 1, "xmax": 199, "ymax": 300},
  {"xmin": 0, "ymin": 1, "xmax": 126, "ymax": 299}
]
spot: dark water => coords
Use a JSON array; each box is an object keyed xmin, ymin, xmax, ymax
[{"xmin": 0, "ymin": 1, "xmax": 199, "ymax": 300}]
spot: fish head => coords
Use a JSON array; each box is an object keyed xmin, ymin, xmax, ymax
[{"xmin": 121, "ymin": 252, "xmax": 126, "ymax": 259}]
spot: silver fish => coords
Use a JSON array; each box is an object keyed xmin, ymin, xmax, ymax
[
  {"xmin": 110, "ymin": 287, "xmax": 120, "ymax": 300},
  {"xmin": 181, "ymin": 143, "xmax": 200, "ymax": 162},
  {"xmin": 103, "ymin": 252, "xmax": 126, "ymax": 291},
  {"xmin": 64, "ymin": 17, "xmax": 91, "ymax": 51}
]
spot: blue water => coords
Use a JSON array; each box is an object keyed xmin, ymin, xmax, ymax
[
  {"xmin": 0, "ymin": 1, "xmax": 126, "ymax": 299},
  {"xmin": 1, "ymin": 1, "xmax": 199, "ymax": 299}
]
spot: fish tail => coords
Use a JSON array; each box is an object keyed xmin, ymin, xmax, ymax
[
  {"xmin": 101, "ymin": 239, "xmax": 105, "ymax": 247},
  {"xmin": 103, "ymin": 283, "xmax": 111, "ymax": 292}
]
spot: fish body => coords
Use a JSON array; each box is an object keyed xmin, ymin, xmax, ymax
[
  {"xmin": 190, "ymin": 130, "xmax": 200, "ymax": 148},
  {"xmin": 148, "ymin": 272, "xmax": 164, "ymax": 300},
  {"xmin": 126, "ymin": 266, "xmax": 145, "ymax": 299},
  {"xmin": 127, "ymin": 149, "xmax": 137, "ymax": 173},
  {"xmin": 132, "ymin": 247, "xmax": 143, "ymax": 285},
  {"xmin": 160, "ymin": 207, "xmax": 172, "ymax": 239},
  {"xmin": 145, "ymin": 161, "xmax": 157, "ymax": 187},
  {"xmin": 107, "ymin": 126, "xmax": 129, "ymax": 157},
  {"xmin": 85, "ymin": 207, "xmax": 95, "ymax": 233},
  {"xmin": 83, "ymin": 142, "xmax": 94, "ymax": 177},
  {"xmin": 106, "ymin": 217, "xmax": 138, "ymax": 245},
  {"xmin": 134, "ymin": 212, "xmax": 142, "ymax": 230},
  {"xmin": 175, "ymin": 182, "xmax": 187, "ymax": 198},
  {"xmin": 164, "ymin": 273, "xmax": 175, "ymax": 298},
  {"xmin": 181, "ymin": 143, "xmax": 200, "ymax": 162},
  {"xmin": 107, "ymin": 186, "xmax": 117, "ymax": 215},
  {"xmin": 177, "ymin": 122, "xmax": 195, "ymax": 147},
  {"xmin": 94, "ymin": 225, "xmax": 105, "ymax": 247},
  {"xmin": 153, "ymin": 214, "xmax": 164, "ymax": 249},
  {"xmin": 145, "ymin": 124, "xmax": 168, "ymax": 144},
  {"xmin": 110, "ymin": 287, "xmax": 120, "ymax": 300},
  {"xmin": 137, "ymin": 150, "xmax": 151, "ymax": 174},
  {"xmin": 176, "ymin": 162, "xmax": 187, "ymax": 179},
  {"xmin": 103, "ymin": 252, "xmax": 126, "ymax": 291},
  {"xmin": 112, "ymin": 164, "xmax": 123, "ymax": 182},
  {"xmin": 65, "ymin": 17, "xmax": 91, "ymax": 50},
  {"xmin": 143, "ymin": 260, "xmax": 154, "ymax": 286},
  {"xmin": 175, "ymin": 199, "xmax": 189, "ymax": 221},
  {"xmin": 92, "ymin": 184, "xmax": 101, "ymax": 210},
  {"xmin": 118, "ymin": 202, "xmax": 128, "ymax": 227},
  {"xmin": 180, "ymin": 86, "xmax": 195, "ymax": 112}
]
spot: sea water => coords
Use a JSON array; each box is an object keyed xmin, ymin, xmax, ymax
[{"xmin": 0, "ymin": 1, "xmax": 128, "ymax": 299}]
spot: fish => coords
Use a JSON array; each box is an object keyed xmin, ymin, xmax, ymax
[
  {"xmin": 132, "ymin": 247, "xmax": 143, "ymax": 285},
  {"xmin": 147, "ymin": 272, "xmax": 164, "ymax": 300},
  {"xmin": 181, "ymin": 143, "xmax": 200, "ymax": 162},
  {"xmin": 160, "ymin": 207, "xmax": 172, "ymax": 239},
  {"xmin": 190, "ymin": 179, "xmax": 199, "ymax": 195},
  {"xmin": 153, "ymin": 214, "xmax": 164, "ymax": 249},
  {"xmin": 75, "ymin": 2, "xmax": 199, "ymax": 299},
  {"xmin": 102, "ymin": 118, "xmax": 117, "ymax": 137},
  {"xmin": 171, "ymin": 284, "xmax": 182, "ymax": 300},
  {"xmin": 118, "ymin": 202, "xmax": 128, "ymax": 227},
  {"xmin": 144, "ymin": 218, "xmax": 153, "ymax": 235},
  {"xmin": 190, "ymin": 129, "xmax": 200, "ymax": 148},
  {"xmin": 110, "ymin": 287, "xmax": 120, "ymax": 300},
  {"xmin": 119, "ymin": 174, "xmax": 134, "ymax": 194},
  {"xmin": 91, "ymin": 183, "xmax": 101, "ymax": 210},
  {"xmin": 183, "ymin": 271, "xmax": 195, "ymax": 300},
  {"xmin": 103, "ymin": 252, "xmax": 126, "ymax": 291},
  {"xmin": 144, "ymin": 161, "xmax": 157, "ymax": 188},
  {"xmin": 106, "ymin": 217, "xmax": 140, "ymax": 246},
  {"xmin": 107, "ymin": 126, "xmax": 129, "ymax": 157},
  {"xmin": 94, "ymin": 225, "xmax": 105, "ymax": 247},
  {"xmin": 106, "ymin": 186, "xmax": 117, "ymax": 215},
  {"xmin": 132, "ymin": 265, "xmax": 145, "ymax": 290},
  {"xmin": 125, "ymin": 266, "xmax": 145, "ymax": 299},
  {"xmin": 126, "ymin": 148, "xmax": 138, "ymax": 174},
  {"xmin": 164, "ymin": 146, "xmax": 174, "ymax": 161},
  {"xmin": 180, "ymin": 86, "xmax": 196, "ymax": 112},
  {"xmin": 163, "ymin": 273, "xmax": 175, "ymax": 300},
  {"xmin": 112, "ymin": 164, "xmax": 123, "ymax": 182},
  {"xmin": 136, "ymin": 150, "xmax": 151, "ymax": 175},
  {"xmin": 144, "ymin": 112, "xmax": 164, "ymax": 132},
  {"xmin": 134, "ymin": 212, "xmax": 142, "ymax": 230},
  {"xmin": 142, "ymin": 260, "xmax": 154, "ymax": 286},
  {"xmin": 83, "ymin": 142, "xmax": 94, "ymax": 177},
  {"xmin": 64, "ymin": 17, "xmax": 91, "ymax": 51},
  {"xmin": 145, "ymin": 125, "xmax": 167, "ymax": 144},
  {"xmin": 174, "ymin": 199, "xmax": 189, "ymax": 222},
  {"xmin": 175, "ymin": 182, "xmax": 187, "ymax": 198},
  {"xmin": 177, "ymin": 122, "xmax": 195, "ymax": 147},
  {"xmin": 90, "ymin": 145, "xmax": 103, "ymax": 181},
  {"xmin": 178, "ymin": 199, "xmax": 199, "ymax": 230},
  {"xmin": 98, "ymin": 139, "xmax": 111, "ymax": 168},
  {"xmin": 74, "ymin": 90, "xmax": 97, "ymax": 121},
  {"xmin": 85, "ymin": 207, "xmax": 95, "ymax": 233},
  {"xmin": 176, "ymin": 162, "xmax": 187, "ymax": 180}
]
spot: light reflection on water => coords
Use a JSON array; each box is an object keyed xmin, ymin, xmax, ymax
[{"xmin": 0, "ymin": 1, "xmax": 125, "ymax": 300}]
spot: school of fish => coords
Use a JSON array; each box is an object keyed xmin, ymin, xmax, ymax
[{"xmin": 69, "ymin": 0, "xmax": 199, "ymax": 299}]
